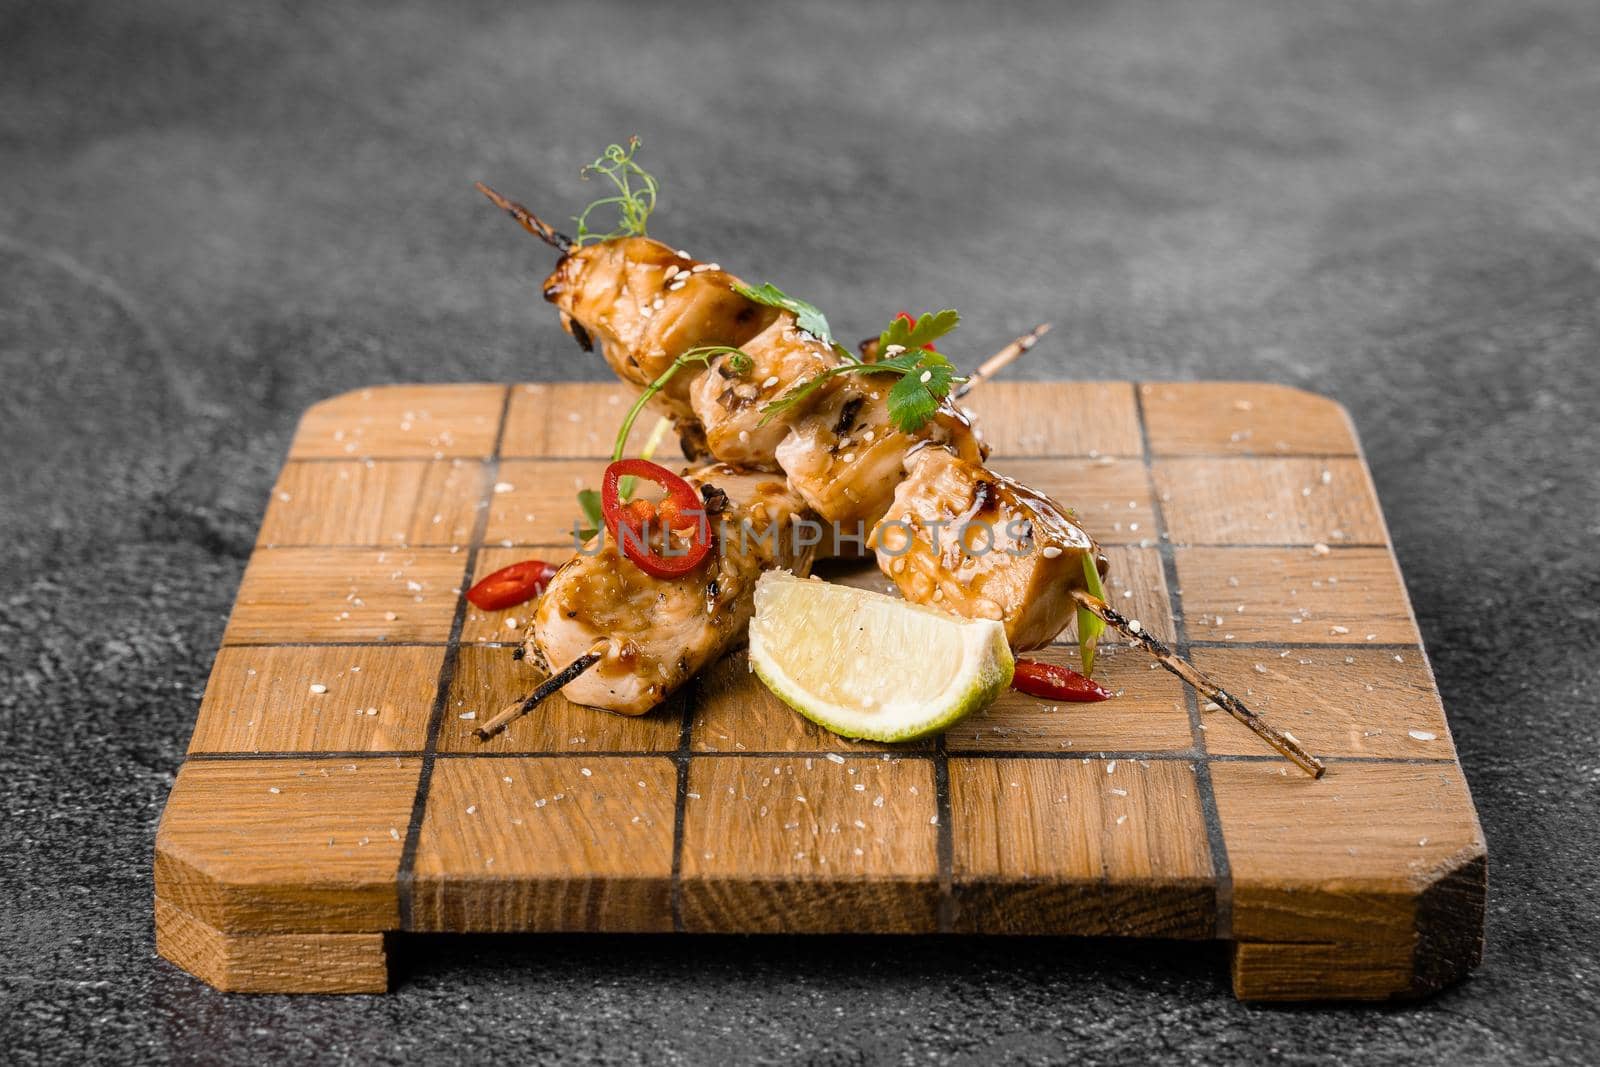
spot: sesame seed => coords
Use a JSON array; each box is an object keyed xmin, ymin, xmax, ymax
[
  {"xmin": 309, "ymin": 683, "xmax": 328, "ymax": 694},
  {"xmin": 1042, "ymin": 546, "xmax": 1063, "ymax": 559}
]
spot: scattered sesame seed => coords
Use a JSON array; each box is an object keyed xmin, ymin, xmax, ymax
[
  {"xmin": 493, "ymin": 481, "xmax": 515, "ymax": 494},
  {"xmin": 1042, "ymin": 546, "xmax": 1063, "ymax": 559},
  {"xmin": 580, "ymin": 767, "xmax": 592, "ymax": 777},
  {"xmin": 309, "ymin": 683, "xmax": 328, "ymax": 694},
  {"xmin": 1409, "ymin": 730, "xmax": 1437, "ymax": 741}
]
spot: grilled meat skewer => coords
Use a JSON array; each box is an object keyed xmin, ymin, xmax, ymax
[{"xmin": 475, "ymin": 184, "xmax": 1322, "ymax": 774}]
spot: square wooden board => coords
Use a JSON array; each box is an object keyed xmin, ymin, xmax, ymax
[{"xmin": 155, "ymin": 382, "xmax": 1485, "ymax": 1001}]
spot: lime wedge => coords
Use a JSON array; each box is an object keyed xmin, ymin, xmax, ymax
[{"xmin": 749, "ymin": 571, "xmax": 1014, "ymax": 742}]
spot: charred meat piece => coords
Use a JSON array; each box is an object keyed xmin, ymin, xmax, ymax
[
  {"xmin": 872, "ymin": 447, "xmax": 1105, "ymax": 650},
  {"xmin": 543, "ymin": 238, "xmax": 777, "ymax": 421},
  {"xmin": 527, "ymin": 464, "xmax": 813, "ymax": 714}
]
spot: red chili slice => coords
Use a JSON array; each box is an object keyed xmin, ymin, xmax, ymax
[
  {"xmin": 601, "ymin": 458, "xmax": 712, "ymax": 579},
  {"xmin": 1012, "ymin": 658, "xmax": 1113, "ymax": 702},
  {"xmin": 466, "ymin": 559, "xmax": 559, "ymax": 611}
]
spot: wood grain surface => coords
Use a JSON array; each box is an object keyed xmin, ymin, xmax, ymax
[{"xmin": 154, "ymin": 381, "xmax": 1486, "ymax": 1001}]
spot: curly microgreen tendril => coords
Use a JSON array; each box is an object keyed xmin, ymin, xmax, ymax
[{"xmin": 573, "ymin": 137, "xmax": 659, "ymax": 246}]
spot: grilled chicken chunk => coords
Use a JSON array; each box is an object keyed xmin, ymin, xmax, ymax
[
  {"xmin": 690, "ymin": 316, "xmax": 836, "ymax": 469},
  {"xmin": 777, "ymin": 381, "xmax": 986, "ymax": 529},
  {"xmin": 872, "ymin": 447, "xmax": 1106, "ymax": 650},
  {"xmin": 527, "ymin": 464, "xmax": 813, "ymax": 714},
  {"xmin": 542, "ymin": 238, "xmax": 777, "ymax": 422}
]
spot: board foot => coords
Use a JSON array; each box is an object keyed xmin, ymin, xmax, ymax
[
  {"xmin": 1230, "ymin": 853, "xmax": 1487, "ymax": 1001},
  {"xmin": 155, "ymin": 898, "xmax": 389, "ymax": 993}
]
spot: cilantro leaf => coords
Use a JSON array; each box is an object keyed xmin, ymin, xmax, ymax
[
  {"xmin": 1077, "ymin": 554, "xmax": 1107, "ymax": 677},
  {"xmin": 884, "ymin": 354, "xmax": 956, "ymax": 432},
  {"xmin": 733, "ymin": 282, "xmax": 834, "ymax": 344},
  {"xmin": 878, "ymin": 309, "xmax": 960, "ymax": 355},
  {"xmin": 886, "ymin": 370, "xmax": 940, "ymax": 433},
  {"xmin": 757, "ymin": 308, "xmax": 966, "ymax": 433}
]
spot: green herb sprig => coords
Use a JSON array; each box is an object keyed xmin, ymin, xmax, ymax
[
  {"xmin": 732, "ymin": 282, "xmax": 840, "ymax": 350},
  {"xmin": 574, "ymin": 345, "xmax": 753, "ymax": 538},
  {"xmin": 1077, "ymin": 554, "xmax": 1107, "ymax": 676},
  {"xmin": 759, "ymin": 309, "xmax": 964, "ymax": 433},
  {"xmin": 573, "ymin": 137, "xmax": 659, "ymax": 246}
]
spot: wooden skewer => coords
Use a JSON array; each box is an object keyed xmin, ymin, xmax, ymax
[
  {"xmin": 1070, "ymin": 590, "xmax": 1326, "ymax": 778},
  {"xmin": 474, "ymin": 181, "xmax": 574, "ymax": 252},
  {"xmin": 954, "ymin": 322, "xmax": 1052, "ymax": 398},
  {"xmin": 469, "ymin": 201, "xmax": 1307, "ymax": 774},
  {"xmin": 474, "ymin": 641, "xmax": 609, "ymax": 741}
]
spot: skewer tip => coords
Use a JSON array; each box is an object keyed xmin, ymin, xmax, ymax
[
  {"xmin": 473, "ymin": 181, "xmax": 573, "ymax": 252},
  {"xmin": 474, "ymin": 645, "xmax": 606, "ymax": 741}
]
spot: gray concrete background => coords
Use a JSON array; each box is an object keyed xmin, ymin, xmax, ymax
[{"xmin": 3, "ymin": 0, "xmax": 1598, "ymax": 1063}]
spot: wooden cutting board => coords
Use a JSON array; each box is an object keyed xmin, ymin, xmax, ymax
[{"xmin": 153, "ymin": 381, "xmax": 1485, "ymax": 1000}]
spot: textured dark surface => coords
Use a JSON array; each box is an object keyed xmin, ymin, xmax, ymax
[{"xmin": 3, "ymin": 0, "xmax": 1598, "ymax": 1063}]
